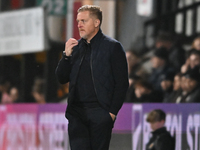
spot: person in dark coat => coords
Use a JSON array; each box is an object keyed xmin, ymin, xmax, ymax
[
  {"xmin": 181, "ymin": 49, "xmax": 200, "ymax": 74},
  {"xmin": 155, "ymin": 32, "xmax": 185, "ymax": 71},
  {"xmin": 146, "ymin": 109, "xmax": 175, "ymax": 150},
  {"xmin": 124, "ymin": 74, "xmax": 141, "ymax": 103},
  {"xmin": 177, "ymin": 66, "xmax": 200, "ymax": 103},
  {"xmin": 134, "ymin": 80, "xmax": 162, "ymax": 103},
  {"xmin": 55, "ymin": 5, "xmax": 129, "ymax": 150},
  {"xmin": 164, "ymin": 73, "xmax": 182, "ymax": 103},
  {"xmin": 160, "ymin": 72, "xmax": 175, "ymax": 102},
  {"xmin": 149, "ymin": 47, "xmax": 175, "ymax": 92}
]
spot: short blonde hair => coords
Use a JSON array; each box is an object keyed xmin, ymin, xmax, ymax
[
  {"xmin": 146, "ymin": 109, "xmax": 166, "ymax": 123},
  {"xmin": 78, "ymin": 5, "xmax": 102, "ymax": 26}
]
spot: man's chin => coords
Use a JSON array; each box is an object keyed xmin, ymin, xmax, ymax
[{"xmin": 80, "ymin": 34, "xmax": 87, "ymax": 40}]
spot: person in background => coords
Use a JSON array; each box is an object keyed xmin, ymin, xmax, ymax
[
  {"xmin": 146, "ymin": 109, "xmax": 175, "ymax": 150},
  {"xmin": 0, "ymin": 77, "xmax": 3, "ymax": 103},
  {"xmin": 160, "ymin": 72, "xmax": 175, "ymax": 102},
  {"xmin": 32, "ymin": 78, "xmax": 46, "ymax": 104},
  {"xmin": 181, "ymin": 49, "xmax": 200, "ymax": 74},
  {"xmin": 148, "ymin": 47, "xmax": 175, "ymax": 92},
  {"xmin": 164, "ymin": 73, "xmax": 182, "ymax": 103},
  {"xmin": 55, "ymin": 5, "xmax": 128, "ymax": 150},
  {"xmin": 192, "ymin": 36, "xmax": 200, "ymax": 51},
  {"xmin": 0, "ymin": 77, "xmax": 12, "ymax": 104},
  {"xmin": 126, "ymin": 50, "xmax": 148, "ymax": 79},
  {"xmin": 176, "ymin": 66, "xmax": 200, "ymax": 103},
  {"xmin": 125, "ymin": 74, "xmax": 140, "ymax": 102},
  {"xmin": 126, "ymin": 50, "xmax": 140, "ymax": 76},
  {"xmin": 134, "ymin": 80, "xmax": 162, "ymax": 103},
  {"xmin": 9, "ymin": 86, "xmax": 21, "ymax": 103},
  {"xmin": 181, "ymin": 36, "xmax": 200, "ymax": 74},
  {"xmin": 155, "ymin": 32, "xmax": 185, "ymax": 71}
]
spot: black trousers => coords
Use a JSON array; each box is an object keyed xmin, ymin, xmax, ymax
[{"xmin": 66, "ymin": 106, "xmax": 114, "ymax": 150}]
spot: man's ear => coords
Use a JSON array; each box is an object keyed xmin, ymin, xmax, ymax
[{"xmin": 94, "ymin": 19, "xmax": 100, "ymax": 27}]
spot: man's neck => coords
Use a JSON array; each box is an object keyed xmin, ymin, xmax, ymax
[{"xmin": 86, "ymin": 28, "xmax": 100, "ymax": 43}]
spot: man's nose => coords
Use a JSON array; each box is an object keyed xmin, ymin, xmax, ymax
[{"xmin": 78, "ymin": 22, "xmax": 83, "ymax": 28}]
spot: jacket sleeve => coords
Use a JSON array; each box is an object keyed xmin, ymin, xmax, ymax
[
  {"xmin": 109, "ymin": 42, "xmax": 129, "ymax": 115},
  {"xmin": 55, "ymin": 56, "xmax": 72, "ymax": 84}
]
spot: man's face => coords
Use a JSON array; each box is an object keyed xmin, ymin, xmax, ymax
[
  {"xmin": 189, "ymin": 54, "xmax": 200, "ymax": 69},
  {"xmin": 126, "ymin": 52, "xmax": 138, "ymax": 68},
  {"xmin": 181, "ymin": 76, "xmax": 187, "ymax": 91},
  {"xmin": 161, "ymin": 80, "xmax": 172, "ymax": 91},
  {"xmin": 77, "ymin": 11, "xmax": 99, "ymax": 42},
  {"xmin": 135, "ymin": 86, "xmax": 146, "ymax": 98},
  {"xmin": 151, "ymin": 57, "xmax": 165, "ymax": 69},
  {"xmin": 193, "ymin": 39, "xmax": 200, "ymax": 50},
  {"xmin": 185, "ymin": 78, "xmax": 198, "ymax": 92},
  {"xmin": 10, "ymin": 87, "xmax": 19, "ymax": 102},
  {"xmin": 173, "ymin": 75, "xmax": 181, "ymax": 91}
]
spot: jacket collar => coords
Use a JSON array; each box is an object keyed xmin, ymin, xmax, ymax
[
  {"xmin": 80, "ymin": 29, "xmax": 103, "ymax": 47},
  {"xmin": 152, "ymin": 127, "xmax": 167, "ymax": 136}
]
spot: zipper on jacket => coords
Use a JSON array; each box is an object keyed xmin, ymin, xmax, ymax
[{"xmin": 90, "ymin": 47, "xmax": 98, "ymax": 100}]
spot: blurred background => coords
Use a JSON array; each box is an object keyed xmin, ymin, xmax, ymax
[
  {"xmin": 1, "ymin": 0, "xmax": 199, "ymax": 104},
  {"xmin": 1, "ymin": 0, "xmax": 200, "ymax": 150}
]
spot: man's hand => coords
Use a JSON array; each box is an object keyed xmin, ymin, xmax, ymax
[
  {"xmin": 109, "ymin": 112, "xmax": 116, "ymax": 121},
  {"xmin": 65, "ymin": 38, "xmax": 78, "ymax": 56}
]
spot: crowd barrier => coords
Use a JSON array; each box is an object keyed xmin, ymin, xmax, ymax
[{"xmin": 0, "ymin": 103, "xmax": 199, "ymax": 150}]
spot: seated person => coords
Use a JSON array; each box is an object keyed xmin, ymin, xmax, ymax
[
  {"xmin": 181, "ymin": 50, "xmax": 200, "ymax": 74},
  {"xmin": 146, "ymin": 109, "xmax": 175, "ymax": 150},
  {"xmin": 126, "ymin": 50, "xmax": 148, "ymax": 79},
  {"xmin": 192, "ymin": 36, "xmax": 200, "ymax": 51},
  {"xmin": 149, "ymin": 47, "xmax": 175, "ymax": 92},
  {"xmin": 32, "ymin": 78, "xmax": 46, "ymax": 104},
  {"xmin": 155, "ymin": 32, "xmax": 185, "ymax": 71},
  {"xmin": 160, "ymin": 72, "xmax": 175, "ymax": 102},
  {"xmin": 134, "ymin": 80, "xmax": 162, "ymax": 103},
  {"xmin": 176, "ymin": 66, "xmax": 200, "ymax": 103},
  {"xmin": 9, "ymin": 86, "xmax": 21, "ymax": 103},
  {"xmin": 125, "ymin": 74, "xmax": 141, "ymax": 103},
  {"xmin": 164, "ymin": 73, "xmax": 182, "ymax": 103}
]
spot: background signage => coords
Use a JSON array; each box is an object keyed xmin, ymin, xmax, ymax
[
  {"xmin": 37, "ymin": 0, "xmax": 67, "ymax": 16},
  {"xmin": 0, "ymin": 103, "xmax": 199, "ymax": 150},
  {"xmin": 0, "ymin": 7, "xmax": 48, "ymax": 56}
]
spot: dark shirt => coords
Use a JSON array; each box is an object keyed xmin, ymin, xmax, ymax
[
  {"xmin": 146, "ymin": 127, "xmax": 175, "ymax": 150},
  {"xmin": 74, "ymin": 41, "xmax": 99, "ymax": 107},
  {"xmin": 149, "ymin": 65, "xmax": 175, "ymax": 92},
  {"xmin": 163, "ymin": 89, "xmax": 182, "ymax": 103},
  {"xmin": 56, "ymin": 29, "xmax": 129, "ymax": 115},
  {"xmin": 179, "ymin": 86, "xmax": 200, "ymax": 103},
  {"xmin": 168, "ymin": 45, "xmax": 185, "ymax": 72}
]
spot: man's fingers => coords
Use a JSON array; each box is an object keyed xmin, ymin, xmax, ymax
[
  {"xmin": 64, "ymin": 38, "xmax": 78, "ymax": 56},
  {"xmin": 65, "ymin": 38, "xmax": 78, "ymax": 49}
]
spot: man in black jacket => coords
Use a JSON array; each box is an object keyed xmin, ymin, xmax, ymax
[
  {"xmin": 146, "ymin": 109, "xmax": 175, "ymax": 150},
  {"xmin": 55, "ymin": 5, "xmax": 129, "ymax": 150}
]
